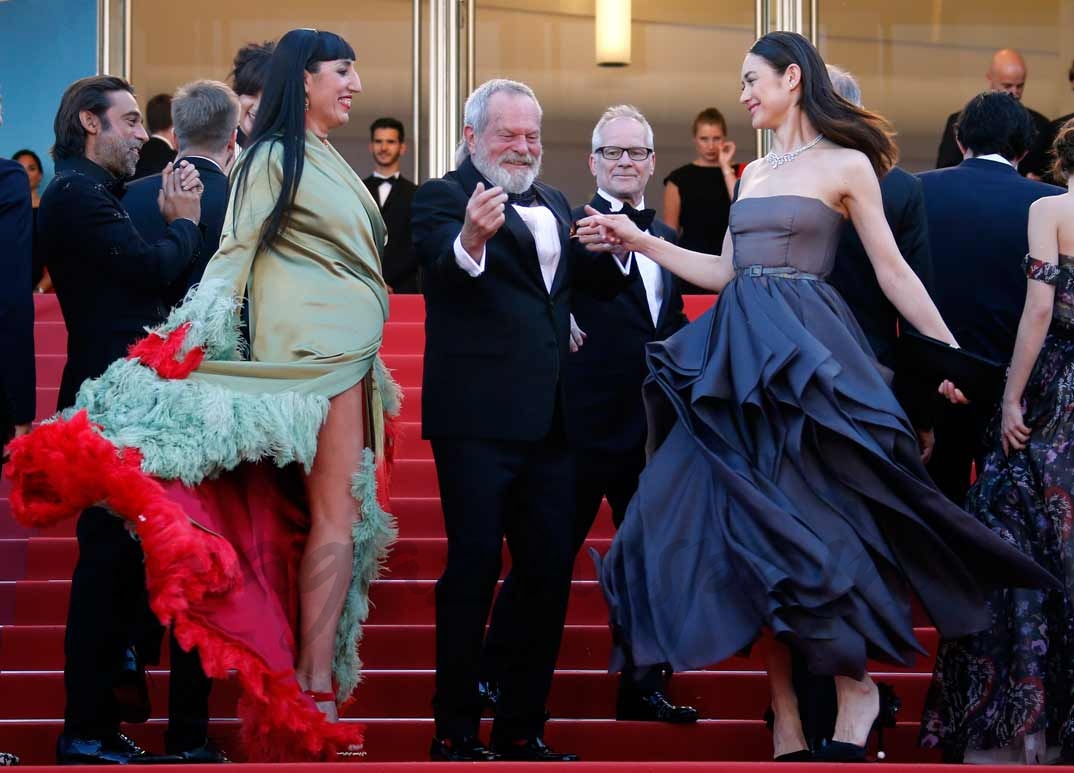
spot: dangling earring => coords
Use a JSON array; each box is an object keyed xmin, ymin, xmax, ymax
[{"xmin": 304, "ymin": 93, "xmax": 310, "ymax": 112}]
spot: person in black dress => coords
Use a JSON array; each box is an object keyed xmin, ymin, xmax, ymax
[
  {"xmin": 662, "ymin": 107, "xmax": 736, "ymax": 292},
  {"xmin": 577, "ymin": 31, "xmax": 1055, "ymax": 763}
]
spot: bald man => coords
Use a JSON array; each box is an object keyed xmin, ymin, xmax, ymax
[{"xmin": 936, "ymin": 48, "xmax": 1052, "ymax": 178}]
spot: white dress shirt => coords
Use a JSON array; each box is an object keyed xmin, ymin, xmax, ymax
[
  {"xmin": 597, "ymin": 189, "xmax": 663, "ymax": 326},
  {"xmin": 372, "ymin": 171, "xmax": 400, "ymax": 207},
  {"xmin": 452, "ymin": 186, "xmax": 632, "ymax": 291},
  {"xmin": 974, "ymin": 153, "xmax": 1016, "ymax": 168}
]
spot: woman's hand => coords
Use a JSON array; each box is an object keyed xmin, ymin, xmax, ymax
[
  {"xmin": 574, "ymin": 205, "xmax": 646, "ymax": 254},
  {"xmin": 1001, "ymin": 399, "xmax": 1031, "ymax": 455},
  {"xmin": 938, "ymin": 380, "xmax": 969, "ymax": 405}
]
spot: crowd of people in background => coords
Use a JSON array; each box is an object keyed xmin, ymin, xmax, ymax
[{"xmin": 3, "ymin": 30, "xmax": 1074, "ymax": 767}]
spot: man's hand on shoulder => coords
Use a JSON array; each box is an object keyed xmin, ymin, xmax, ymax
[{"xmin": 459, "ymin": 182, "xmax": 507, "ymax": 261}]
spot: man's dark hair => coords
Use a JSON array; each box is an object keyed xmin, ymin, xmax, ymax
[
  {"xmin": 231, "ymin": 41, "xmax": 276, "ymax": 97},
  {"xmin": 954, "ymin": 91, "xmax": 1036, "ymax": 161},
  {"xmin": 52, "ymin": 75, "xmax": 135, "ymax": 161},
  {"xmin": 145, "ymin": 93, "xmax": 173, "ymax": 135},
  {"xmin": 370, "ymin": 116, "xmax": 405, "ymax": 143}
]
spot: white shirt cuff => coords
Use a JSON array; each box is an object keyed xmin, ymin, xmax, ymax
[
  {"xmin": 615, "ymin": 252, "xmax": 634, "ymax": 275},
  {"xmin": 453, "ymin": 234, "xmax": 486, "ymax": 277}
]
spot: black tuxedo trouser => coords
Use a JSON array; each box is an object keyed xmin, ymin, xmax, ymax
[
  {"xmin": 927, "ymin": 400, "xmax": 994, "ymax": 506},
  {"xmin": 63, "ymin": 507, "xmax": 211, "ymax": 748},
  {"xmin": 431, "ymin": 432, "xmax": 575, "ymax": 741},
  {"xmin": 483, "ymin": 446, "xmax": 665, "ymax": 694}
]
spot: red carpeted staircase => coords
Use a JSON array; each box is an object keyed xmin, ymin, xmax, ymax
[{"xmin": 0, "ymin": 294, "xmax": 948, "ymax": 766}]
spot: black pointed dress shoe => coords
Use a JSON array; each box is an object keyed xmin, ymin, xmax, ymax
[
  {"xmin": 167, "ymin": 742, "xmax": 229, "ymax": 764},
  {"xmin": 57, "ymin": 733, "xmax": 148, "ymax": 765},
  {"xmin": 491, "ymin": 737, "xmax": 578, "ymax": 761},
  {"xmin": 429, "ymin": 736, "xmax": 500, "ymax": 761},
  {"xmin": 616, "ymin": 689, "xmax": 699, "ymax": 723}
]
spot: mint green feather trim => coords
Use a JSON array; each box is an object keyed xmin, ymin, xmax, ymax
[
  {"xmin": 155, "ymin": 279, "xmax": 246, "ymax": 361},
  {"xmin": 71, "ymin": 357, "xmax": 328, "ymax": 485},
  {"xmin": 373, "ymin": 355, "xmax": 403, "ymax": 418},
  {"xmin": 333, "ymin": 448, "xmax": 397, "ymax": 701}
]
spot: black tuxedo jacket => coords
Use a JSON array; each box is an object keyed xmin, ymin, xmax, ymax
[
  {"xmin": 412, "ymin": 157, "xmax": 633, "ymax": 441},
  {"xmin": 39, "ymin": 157, "xmax": 200, "ymax": 410},
  {"xmin": 566, "ymin": 194, "xmax": 688, "ymax": 453},
  {"xmin": 132, "ymin": 136, "xmax": 177, "ymax": 181},
  {"xmin": 123, "ymin": 155, "xmax": 228, "ymax": 306},
  {"xmin": 917, "ymin": 157, "xmax": 1064, "ymax": 368},
  {"xmin": 0, "ymin": 159, "xmax": 36, "ymax": 428},
  {"xmin": 935, "ymin": 107, "xmax": 1053, "ymax": 179},
  {"xmin": 363, "ymin": 173, "xmax": 420, "ymax": 292},
  {"xmin": 829, "ymin": 167, "xmax": 934, "ymax": 426}
]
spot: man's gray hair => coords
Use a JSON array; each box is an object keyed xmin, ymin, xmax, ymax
[
  {"xmin": 591, "ymin": 104, "xmax": 654, "ymax": 152},
  {"xmin": 826, "ymin": 65, "xmax": 862, "ymax": 108},
  {"xmin": 171, "ymin": 79, "xmax": 240, "ymax": 153},
  {"xmin": 455, "ymin": 78, "xmax": 541, "ymax": 165}
]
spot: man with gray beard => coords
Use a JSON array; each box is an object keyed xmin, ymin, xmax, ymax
[{"xmin": 412, "ymin": 78, "xmax": 633, "ymax": 762}]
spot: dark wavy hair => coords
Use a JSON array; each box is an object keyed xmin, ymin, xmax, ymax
[
  {"xmin": 52, "ymin": 75, "xmax": 135, "ymax": 161},
  {"xmin": 749, "ymin": 32, "xmax": 897, "ymax": 176},
  {"xmin": 232, "ymin": 29, "xmax": 355, "ymax": 255},
  {"xmin": 955, "ymin": 91, "xmax": 1036, "ymax": 162}
]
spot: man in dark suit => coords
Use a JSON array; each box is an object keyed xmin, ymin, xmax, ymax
[
  {"xmin": 567, "ymin": 105, "xmax": 696, "ymax": 724},
  {"xmin": 412, "ymin": 78, "xmax": 632, "ymax": 763},
  {"xmin": 132, "ymin": 93, "xmax": 178, "ymax": 180},
  {"xmin": 38, "ymin": 75, "xmax": 204, "ymax": 765},
  {"xmin": 920, "ymin": 91, "xmax": 1064, "ymax": 505},
  {"xmin": 119, "ymin": 79, "xmax": 238, "ymax": 762},
  {"xmin": 935, "ymin": 49, "xmax": 1052, "ymax": 179},
  {"xmin": 124, "ymin": 80, "xmax": 238, "ymax": 306},
  {"xmin": 0, "ymin": 100, "xmax": 36, "ymax": 471},
  {"xmin": 363, "ymin": 117, "xmax": 420, "ymax": 292}
]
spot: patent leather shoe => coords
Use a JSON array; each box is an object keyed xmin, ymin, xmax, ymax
[
  {"xmin": 477, "ymin": 680, "xmax": 500, "ymax": 712},
  {"xmin": 813, "ymin": 740, "xmax": 867, "ymax": 762},
  {"xmin": 429, "ymin": 736, "xmax": 500, "ymax": 762},
  {"xmin": 615, "ymin": 689, "xmax": 699, "ymax": 723},
  {"xmin": 56, "ymin": 733, "xmax": 148, "ymax": 765},
  {"xmin": 491, "ymin": 737, "xmax": 578, "ymax": 761},
  {"xmin": 167, "ymin": 742, "xmax": 229, "ymax": 764}
]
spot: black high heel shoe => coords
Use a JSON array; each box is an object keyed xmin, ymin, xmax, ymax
[{"xmin": 814, "ymin": 682, "xmax": 901, "ymax": 763}]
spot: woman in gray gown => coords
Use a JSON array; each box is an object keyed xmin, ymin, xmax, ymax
[{"xmin": 576, "ymin": 31, "xmax": 1053, "ymax": 762}]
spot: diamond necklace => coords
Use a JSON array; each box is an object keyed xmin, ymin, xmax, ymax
[{"xmin": 765, "ymin": 134, "xmax": 824, "ymax": 168}]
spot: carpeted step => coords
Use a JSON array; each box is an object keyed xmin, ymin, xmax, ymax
[
  {"xmin": 32, "ymin": 321, "xmax": 66, "ymax": 357},
  {"xmin": 381, "ymin": 322, "xmax": 425, "ymax": 353},
  {"xmin": 34, "ymin": 354, "xmax": 65, "ymax": 388},
  {"xmin": 0, "ymin": 623, "xmax": 941, "ymax": 674},
  {"xmin": 9, "ymin": 536, "xmax": 616, "ymax": 582},
  {"xmin": 0, "ymin": 668, "xmax": 939, "ymax": 723},
  {"xmin": 0, "ymin": 496, "xmax": 619, "ymax": 541},
  {"xmin": 5, "ymin": 578, "xmax": 939, "ymax": 629},
  {"xmin": 0, "ymin": 718, "xmax": 940, "ymax": 765},
  {"xmin": 381, "ymin": 353, "xmax": 422, "ymax": 388}
]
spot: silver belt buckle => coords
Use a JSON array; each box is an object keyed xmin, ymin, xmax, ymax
[{"xmin": 745, "ymin": 265, "xmax": 763, "ymax": 277}]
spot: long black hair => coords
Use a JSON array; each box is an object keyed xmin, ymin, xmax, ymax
[
  {"xmin": 232, "ymin": 28, "xmax": 355, "ymax": 255},
  {"xmin": 749, "ymin": 32, "xmax": 897, "ymax": 177}
]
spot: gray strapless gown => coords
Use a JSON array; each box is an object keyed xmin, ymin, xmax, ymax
[{"xmin": 600, "ymin": 195, "xmax": 1054, "ymax": 678}]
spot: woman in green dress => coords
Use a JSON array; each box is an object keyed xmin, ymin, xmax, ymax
[{"xmin": 7, "ymin": 28, "xmax": 398, "ymax": 761}]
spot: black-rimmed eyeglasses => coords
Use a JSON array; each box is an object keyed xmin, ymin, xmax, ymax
[{"xmin": 594, "ymin": 146, "xmax": 654, "ymax": 161}]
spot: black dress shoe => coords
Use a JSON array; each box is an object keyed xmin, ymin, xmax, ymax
[
  {"xmin": 167, "ymin": 742, "xmax": 230, "ymax": 764},
  {"xmin": 491, "ymin": 737, "xmax": 578, "ymax": 761},
  {"xmin": 429, "ymin": 736, "xmax": 500, "ymax": 761},
  {"xmin": 477, "ymin": 679, "xmax": 500, "ymax": 712},
  {"xmin": 57, "ymin": 733, "xmax": 148, "ymax": 765},
  {"xmin": 114, "ymin": 647, "xmax": 151, "ymax": 724},
  {"xmin": 616, "ymin": 689, "xmax": 699, "ymax": 723},
  {"xmin": 813, "ymin": 740, "xmax": 867, "ymax": 763},
  {"xmin": 774, "ymin": 749, "xmax": 815, "ymax": 762}
]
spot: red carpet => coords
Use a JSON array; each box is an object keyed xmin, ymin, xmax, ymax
[{"xmin": 0, "ymin": 293, "xmax": 973, "ymax": 766}]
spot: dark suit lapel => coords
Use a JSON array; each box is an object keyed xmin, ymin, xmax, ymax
[{"xmin": 592, "ymin": 193, "xmax": 656, "ymax": 327}]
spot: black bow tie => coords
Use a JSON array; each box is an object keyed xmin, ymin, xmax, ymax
[
  {"xmin": 620, "ymin": 203, "xmax": 655, "ymax": 231},
  {"xmin": 376, "ymin": 176, "xmax": 397, "ymax": 187},
  {"xmin": 507, "ymin": 187, "xmax": 539, "ymax": 207}
]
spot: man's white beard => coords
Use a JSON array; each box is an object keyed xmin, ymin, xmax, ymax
[{"xmin": 472, "ymin": 144, "xmax": 541, "ymax": 194}]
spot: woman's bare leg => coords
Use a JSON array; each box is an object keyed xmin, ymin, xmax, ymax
[
  {"xmin": 296, "ymin": 383, "xmax": 364, "ymax": 721},
  {"xmin": 832, "ymin": 673, "xmax": 878, "ymax": 747},
  {"xmin": 759, "ymin": 633, "xmax": 808, "ymax": 758}
]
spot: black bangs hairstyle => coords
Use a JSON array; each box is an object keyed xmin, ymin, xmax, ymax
[
  {"xmin": 749, "ymin": 32, "xmax": 897, "ymax": 177},
  {"xmin": 232, "ymin": 28, "xmax": 356, "ymax": 254}
]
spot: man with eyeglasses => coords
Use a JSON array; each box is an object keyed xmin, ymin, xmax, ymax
[{"xmin": 565, "ymin": 104, "xmax": 697, "ymax": 724}]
